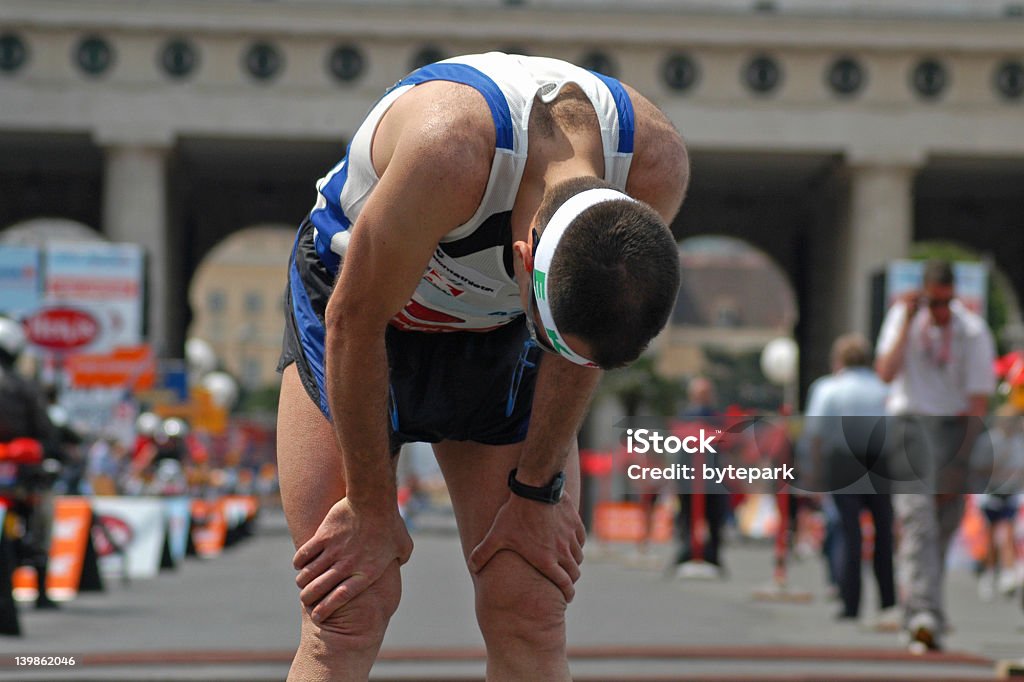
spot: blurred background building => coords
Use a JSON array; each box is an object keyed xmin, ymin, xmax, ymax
[
  {"xmin": 2, "ymin": 0, "xmax": 1023, "ymax": 401},
  {"xmin": 188, "ymin": 226, "xmax": 292, "ymax": 391}
]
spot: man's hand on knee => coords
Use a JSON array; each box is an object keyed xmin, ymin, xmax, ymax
[
  {"xmin": 467, "ymin": 494, "xmax": 585, "ymax": 602},
  {"xmin": 293, "ymin": 497, "xmax": 413, "ymax": 624}
]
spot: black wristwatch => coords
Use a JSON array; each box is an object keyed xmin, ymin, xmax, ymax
[{"xmin": 508, "ymin": 468, "xmax": 565, "ymax": 505}]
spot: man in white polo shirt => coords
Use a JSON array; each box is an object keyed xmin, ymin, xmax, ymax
[{"xmin": 875, "ymin": 259, "xmax": 996, "ymax": 653}]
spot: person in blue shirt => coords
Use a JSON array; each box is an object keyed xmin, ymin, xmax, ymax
[{"xmin": 805, "ymin": 333, "xmax": 895, "ymax": 625}]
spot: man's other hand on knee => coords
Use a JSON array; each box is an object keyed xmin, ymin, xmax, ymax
[{"xmin": 468, "ymin": 493, "xmax": 585, "ymax": 602}]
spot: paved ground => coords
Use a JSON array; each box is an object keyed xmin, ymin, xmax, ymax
[{"xmin": 0, "ymin": 507, "xmax": 1021, "ymax": 680}]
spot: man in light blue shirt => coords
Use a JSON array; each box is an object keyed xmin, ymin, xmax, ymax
[{"xmin": 805, "ymin": 333, "xmax": 894, "ymax": 624}]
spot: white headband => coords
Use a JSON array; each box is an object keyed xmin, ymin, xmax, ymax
[{"xmin": 532, "ymin": 188, "xmax": 637, "ymax": 368}]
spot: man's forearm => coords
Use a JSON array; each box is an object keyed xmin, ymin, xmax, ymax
[
  {"xmin": 325, "ymin": 324, "xmax": 397, "ymax": 509},
  {"xmin": 876, "ymin": 323, "xmax": 911, "ymax": 383},
  {"xmin": 515, "ymin": 357, "xmax": 602, "ymax": 486}
]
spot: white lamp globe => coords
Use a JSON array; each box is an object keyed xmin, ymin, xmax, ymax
[{"xmin": 760, "ymin": 337, "xmax": 799, "ymax": 386}]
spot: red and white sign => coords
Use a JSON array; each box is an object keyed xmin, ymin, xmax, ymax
[
  {"xmin": 23, "ymin": 307, "xmax": 99, "ymax": 352},
  {"xmin": 90, "ymin": 497, "xmax": 166, "ymax": 579},
  {"xmin": 43, "ymin": 243, "xmax": 144, "ymax": 353}
]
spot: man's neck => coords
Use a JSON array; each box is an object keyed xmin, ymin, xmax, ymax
[
  {"xmin": 511, "ymin": 158, "xmax": 602, "ymax": 243},
  {"xmin": 511, "ymin": 116, "xmax": 605, "ymax": 242}
]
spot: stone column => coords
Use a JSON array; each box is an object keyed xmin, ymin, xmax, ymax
[
  {"xmin": 840, "ymin": 151, "xmax": 923, "ymax": 335},
  {"xmin": 97, "ymin": 134, "xmax": 173, "ymax": 355}
]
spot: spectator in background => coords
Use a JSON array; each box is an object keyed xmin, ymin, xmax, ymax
[
  {"xmin": 670, "ymin": 376, "xmax": 728, "ymax": 578},
  {"xmin": 85, "ymin": 436, "xmax": 128, "ymax": 496},
  {"xmin": 973, "ymin": 403, "xmax": 1024, "ymax": 601},
  {"xmin": 801, "ymin": 369, "xmax": 843, "ymax": 601},
  {"xmin": 805, "ymin": 333, "xmax": 895, "ymax": 627},
  {"xmin": 875, "ymin": 259, "xmax": 997, "ymax": 652},
  {"xmin": 0, "ymin": 316, "xmax": 63, "ymax": 609}
]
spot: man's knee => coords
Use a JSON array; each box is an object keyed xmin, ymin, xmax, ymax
[
  {"xmin": 474, "ymin": 550, "xmax": 568, "ymax": 651},
  {"xmin": 301, "ymin": 561, "xmax": 402, "ymax": 653}
]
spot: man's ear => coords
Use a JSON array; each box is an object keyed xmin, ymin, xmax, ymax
[{"xmin": 512, "ymin": 239, "xmax": 534, "ymax": 274}]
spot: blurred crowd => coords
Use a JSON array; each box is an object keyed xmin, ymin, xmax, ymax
[
  {"xmin": 621, "ymin": 261, "xmax": 1024, "ymax": 654},
  {"xmin": 80, "ymin": 412, "xmax": 279, "ymax": 502}
]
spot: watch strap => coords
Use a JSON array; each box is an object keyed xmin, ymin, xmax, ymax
[{"xmin": 507, "ymin": 468, "xmax": 565, "ymax": 504}]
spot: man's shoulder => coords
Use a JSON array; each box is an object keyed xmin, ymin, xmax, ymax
[
  {"xmin": 807, "ymin": 374, "xmax": 837, "ymax": 398},
  {"xmin": 954, "ymin": 303, "xmax": 993, "ymax": 339},
  {"xmin": 382, "ymin": 80, "xmax": 497, "ymax": 154},
  {"xmin": 374, "ymin": 80, "xmax": 495, "ymax": 200},
  {"xmin": 619, "ymin": 84, "xmax": 688, "ymax": 219},
  {"xmin": 841, "ymin": 368, "xmax": 889, "ymax": 392}
]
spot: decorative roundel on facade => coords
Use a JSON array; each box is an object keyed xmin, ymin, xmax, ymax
[
  {"xmin": 994, "ymin": 60, "xmax": 1024, "ymax": 100},
  {"xmin": 411, "ymin": 46, "xmax": 448, "ymax": 71},
  {"xmin": 0, "ymin": 33, "xmax": 28, "ymax": 74},
  {"xmin": 245, "ymin": 42, "xmax": 284, "ymax": 81},
  {"xmin": 662, "ymin": 53, "xmax": 700, "ymax": 93},
  {"xmin": 827, "ymin": 56, "xmax": 866, "ymax": 96},
  {"xmin": 160, "ymin": 39, "xmax": 199, "ymax": 79},
  {"xmin": 328, "ymin": 45, "xmax": 365, "ymax": 83},
  {"xmin": 911, "ymin": 59, "xmax": 948, "ymax": 99},
  {"xmin": 75, "ymin": 36, "xmax": 114, "ymax": 76},
  {"xmin": 744, "ymin": 55, "xmax": 782, "ymax": 94},
  {"xmin": 579, "ymin": 51, "xmax": 617, "ymax": 78}
]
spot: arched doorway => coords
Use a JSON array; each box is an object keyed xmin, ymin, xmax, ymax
[
  {"xmin": 188, "ymin": 225, "xmax": 294, "ymax": 394},
  {"xmin": 659, "ymin": 235, "xmax": 799, "ymax": 412}
]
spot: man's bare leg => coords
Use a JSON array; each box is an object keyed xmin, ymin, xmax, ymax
[
  {"xmin": 277, "ymin": 365, "xmax": 402, "ymax": 681},
  {"xmin": 433, "ymin": 439, "xmax": 582, "ymax": 682}
]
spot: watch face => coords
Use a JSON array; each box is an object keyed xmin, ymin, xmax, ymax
[{"xmin": 551, "ymin": 472, "xmax": 566, "ymax": 501}]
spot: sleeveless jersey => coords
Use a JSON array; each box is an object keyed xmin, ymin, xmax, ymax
[{"xmin": 308, "ymin": 52, "xmax": 635, "ymax": 332}]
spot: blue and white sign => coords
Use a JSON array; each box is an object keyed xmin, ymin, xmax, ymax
[{"xmin": 0, "ymin": 246, "xmax": 41, "ymax": 319}]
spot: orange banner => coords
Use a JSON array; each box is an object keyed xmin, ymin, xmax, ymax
[
  {"xmin": 64, "ymin": 345, "xmax": 156, "ymax": 390},
  {"xmin": 12, "ymin": 497, "xmax": 93, "ymax": 602},
  {"xmin": 190, "ymin": 499, "xmax": 228, "ymax": 558},
  {"xmin": 593, "ymin": 501, "xmax": 673, "ymax": 543}
]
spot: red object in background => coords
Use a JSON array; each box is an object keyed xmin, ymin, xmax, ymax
[
  {"xmin": 580, "ymin": 449, "xmax": 613, "ymax": 477},
  {"xmin": 995, "ymin": 352, "xmax": 1024, "ymax": 386},
  {"xmin": 23, "ymin": 307, "xmax": 99, "ymax": 351},
  {"xmin": 0, "ymin": 438, "xmax": 43, "ymax": 464}
]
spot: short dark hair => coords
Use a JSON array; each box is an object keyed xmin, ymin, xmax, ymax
[
  {"xmin": 922, "ymin": 259, "xmax": 954, "ymax": 287},
  {"xmin": 539, "ymin": 178, "xmax": 681, "ymax": 369}
]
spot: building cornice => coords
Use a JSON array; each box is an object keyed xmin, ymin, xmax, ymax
[{"xmin": 3, "ymin": 1, "xmax": 1023, "ymax": 53}]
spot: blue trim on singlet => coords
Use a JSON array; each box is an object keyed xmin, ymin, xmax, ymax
[
  {"xmin": 399, "ymin": 63, "xmax": 514, "ymax": 150},
  {"xmin": 309, "ymin": 154, "xmax": 352, "ymax": 275},
  {"xmin": 310, "ymin": 62, "xmax": 513, "ymax": 276},
  {"xmin": 288, "ymin": 257, "xmax": 331, "ymax": 419},
  {"xmin": 588, "ymin": 71, "xmax": 635, "ymax": 154}
]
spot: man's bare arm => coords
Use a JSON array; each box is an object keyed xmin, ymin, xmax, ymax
[
  {"xmin": 292, "ymin": 83, "xmax": 494, "ymax": 621},
  {"xmin": 876, "ymin": 296, "xmax": 918, "ymax": 383},
  {"xmin": 622, "ymin": 84, "xmax": 689, "ymax": 224}
]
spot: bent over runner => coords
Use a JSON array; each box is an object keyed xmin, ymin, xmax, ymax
[{"xmin": 276, "ymin": 52, "xmax": 689, "ymax": 681}]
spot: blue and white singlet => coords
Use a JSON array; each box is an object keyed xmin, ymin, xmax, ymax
[{"xmin": 309, "ymin": 52, "xmax": 635, "ymax": 332}]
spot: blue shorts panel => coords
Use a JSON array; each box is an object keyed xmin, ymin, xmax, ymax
[{"xmin": 278, "ymin": 218, "xmax": 538, "ymax": 451}]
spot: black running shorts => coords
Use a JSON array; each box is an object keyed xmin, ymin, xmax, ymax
[{"xmin": 278, "ymin": 218, "xmax": 540, "ymax": 452}]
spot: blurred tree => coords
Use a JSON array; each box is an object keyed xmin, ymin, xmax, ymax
[
  {"xmin": 598, "ymin": 355, "xmax": 687, "ymax": 417},
  {"xmin": 237, "ymin": 385, "xmax": 280, "ymax": 417},
  {"xmin": 702, "ymin": 346, "xmax": 783, "ymax": 413}
]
